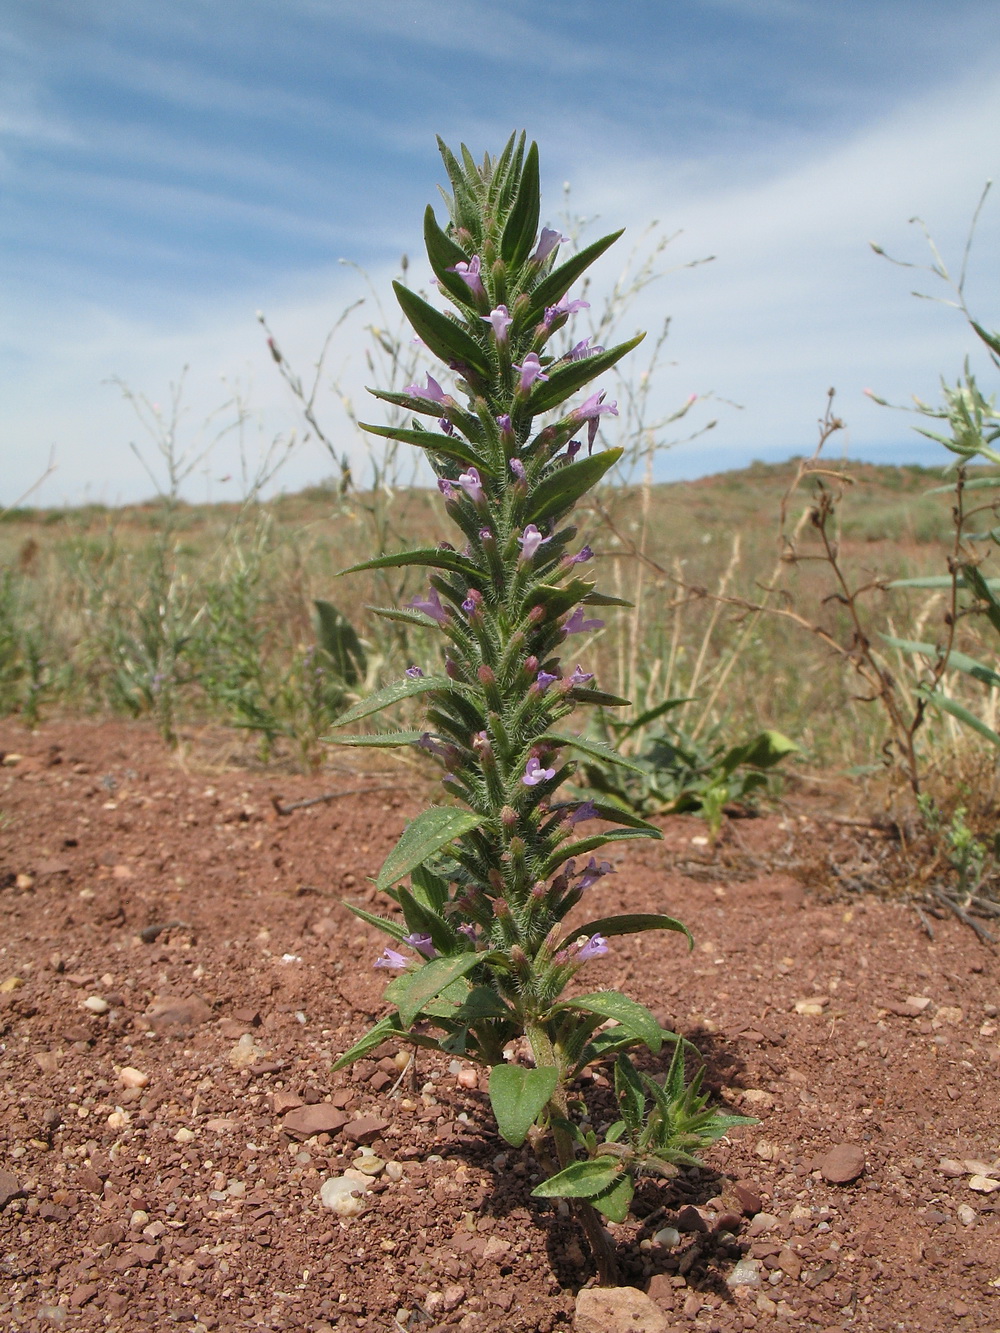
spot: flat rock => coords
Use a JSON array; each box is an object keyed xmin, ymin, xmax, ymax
[
  {"xmin": 281, "ymin": 1104, "xmax": 349, "ymax": 1138},
  {"xmin": 142, "ymin": 994, "xmax": 213, "ymax": 1030},
  {"xmin": 0, "ymin": 1170, "xmax": 24, "ymax": 1209},
  {"xmin": 819, "ymin": 1143, "xmax": 866, "ymax": 1184},
  {"xmin": 733, "ymin": 1181, "xmax": 763, "ymax": 1215},
  {"xmin": 341, "ymin": 1114, "xmax": 389, "ymax": 1145},
  {"xmin": 574, "ymin": 1286, "xmax": 670, "ymax": 1333}
]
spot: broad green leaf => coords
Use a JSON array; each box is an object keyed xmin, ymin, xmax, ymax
[
  {"xmin": 527, "ymin": 449, "xmax": 624, "ymax": 525},
  {"xmin": 410, "ymin": 863, "xmax": 450, "ymax": 913},
  {"xmin": 453, "ymin": 986, "xmax": 514, "ymax": 1022},
  {"xmin": 558, "ymin": 912, "xmax": 694, "ymax": 953},
  {"xmin": 330, "ymin": 731, "xmax": 423, "ymax": 748},
  {"xmin": 522, "ymin": 229, "xmax": 625, "ymax": 325},
  {"xmin": 923, "ymin": 689, "xmax": 1000, "ymax": 747},
  {"xmin": 719, "ymin": 730, "xmax": 799, "ymax": 776},
  {"xmin": 359, "ymin": 420, "xmax": 488, "ymax": 471},
  {"xmin": 488, "ymin": 1064, "xmax": 558, "ymax": 1147},
  {"xmin": 526, "ymin": 335, "xmax": 645, "ymax": 416},
  {"xmin": 500, "ymin": 140, "xmax": 539, "ymax": 268},
  {"xmin": 540, "ymin": 731, "xmax": 647, "ymax": 775},
  {"xmin": 592, "ymin": 1172, "xmax": 634, "ymax": 1223},
  {"xmin": 530, "ymin": 1157, "xmax": 622, "ymax": 1200},
  {"xmin": 395, "ymin": 953, "xmax": 484, "ymax": 1027},
  {"xmin": 331, "ymin": 674, "xmax": 452, "ymax": 729},
  {"xmin": 332, "ymin": 1013, "xmax": 402, "ymax": 1071},
  {"xmin": 541, "ymin": 828, "xmax": 660, "ymax": 875},
  {"xmin": 378, "ymin": 807, "xmax": 485, "ymax": 891},
  {"xmin": 340, "ymin": 547, "xmax": 478, "ymax": 579},
  {"xmin": 553, "ymin": 992, "xmax": 663, "ymax": 1054},
  {"xmin": 393, "ymin": 282, "xmax": 491, "ymax": 379}
]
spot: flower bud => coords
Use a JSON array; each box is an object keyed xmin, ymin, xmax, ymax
[
  {"xmin": 488, "ymin": 869, "xmax": 504, "ymax": 892},
  {"xmin": 524, "ymin": 655, "xmax": 539, "ymax": 675},
  {"xmin": 528, "ymin": 605, "xmax": 546, "ymax": 624},
  {"xmin": 501, "ymin": 805, "xmax": 518, "ymax": 829},
  {"xmin": 477, "ymin": 664, "xmax": 495, "ymax": 686}
]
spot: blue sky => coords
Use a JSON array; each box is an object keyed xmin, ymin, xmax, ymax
[{"xmin": 3, "ymin": 0, "xmax": 1000, "ymax": 505}]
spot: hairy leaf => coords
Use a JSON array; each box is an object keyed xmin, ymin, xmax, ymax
[
  {"xmin": 488, "ymin": 1064, "xmax": 558, "ymax": 1147},
  {"xmin": 378, "ymin": 807, "xmax": 485, "ymax": 891},
  {"xmin": 530, "ymin": 1157, "xmax": 622, "ymax": 1200}
]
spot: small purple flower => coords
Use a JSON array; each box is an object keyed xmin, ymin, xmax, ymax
[
  {"xmin": 566, "ymin": 544, "xmax": 593, "ymax": 565},
  {"xmin": 404, "ymin": 932, "xmax": 437, "ymax": 959},
  {"xmin": 479, "ymin": 527, "xmax": 493, "ymax": 543},
  {"xmin": 568, "ymin": 800, "xmax": 599, "ymax": 826},
  {"xmin": 403, "ymin": 373, "xmax": 448, "ymax": 403},
  {"xmin": 509, "ymin": 457, "xmax": 526, "ymax": 481},
  {"xmin": 535, "ymin": 670, "xmax": 559, "ymax": 693},
  {"xmin": 569, "ymin": 337, "xmax": 604, "ymax": 361},
  {"xmin": 458, "ymin": 923, "xmax": 478, "ymax": 943},
  {"xmin": 405, "ymin": 665, "xmax": 424, "ymax": 679},
  {"xmin": 497, "ymin": 413, "xmax": 512, "ymax": 434},
  {"xmin": 457, "ymin": 466, "xmax": 484, "ymax": 504},
  {"xmin": 570, "ymin": 391, "xmax": 619, "ymax": 450},
  {"xmin": 439, "ymin": 417, "xmax": 456, "ymax": 436},
  {"xmin": 410, "ymin": 588, "xmax": 448, "ymax": 624},
  {"xmin": 523, "ymin": 757, "xmax": 557, "ymax": 787},
  {"xmin": 481, "ymin": 304, "xmax": 512, "ymax": 343},
  {"xmin": 416, "ymin": 732, "xmax": 450, "ymax": 758},
  {"xmin": 565, "ymin": 440, "xmax": 582, "ymax": 461},
  {"xmin": 437, "ymin": 477, "xmax": 456, "ymax": 499},
  {"xmin": 564, "ymin": 605, "xmax": 605, "ymax": 635},
  {"xmin": 513, "ymin": 353, "xmax": 549, "ymax": 393},
  {"xmin": 462, "ymin": 596, "xmax": 477, "ymax": 617},
  {"xmin": 374, "ymin": 947, "xmax": 408, "ymax": 970},
  {"xmin": 576, "ymin": 933, "xmax": 609, "ymax": 961},
  {"xmin": 577, "ymin": 857, "xmax": 613, "ymax": 891},
  {"xmin": 532, "ymin": 227, "xmax": 568, "ymax": 263},
  {"xmin": 517, "ymin": 523, "xmax": 548, "ymax": 562},
  {"xmin": 567, "ymin": 664, "xmax": 595, "ymax": 687},
  {"xmin": 446, "ymin": 254, "xmax": 485, "ymax": 298},
  {"xmin": 544, "ymin": 295, "xmax": 589, "ymax": 328}
]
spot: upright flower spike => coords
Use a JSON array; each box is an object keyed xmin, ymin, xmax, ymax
[{"xmin": 333, "ymin": 137, "xmax": 732, "ymax": 1288}]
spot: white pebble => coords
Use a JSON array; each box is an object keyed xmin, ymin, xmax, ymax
[
  {"xmin": 384, "ymin": 1161, "xmax": 404, "ymax": 1182},
  {"xmin": 130, "ymin": 1209, "xmax": 149, "ymax": 1229},
  {"xmin": 727, "ymin": 1259, "xmax": 762, "ymax": 1288},
  {"xmin": 174, "ymin": 1127, "xmax": 196, "ymax": 1144},
  {"xmin": 118, "ymin": 1067, "xmax": 149, "ymax": 1089},
  {"xmin": 958, "ymin": 1203, "xmax": 977, "ymax": 1226},
  {"xmin": 653, "ymin": 1227, "xmax": 681, "ymax": 1248},
  {"xmin": 84, "ymin": 996, "xmax": 109, "ymax": 1014},
  {"xmin": 320, "ymin": 1175, "xmax": 370, "ymax": 1217}
]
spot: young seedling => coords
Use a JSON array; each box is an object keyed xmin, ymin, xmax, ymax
[{"xmin": 332, "ymin": 133, "xmax": 752, "ymax": 1284}]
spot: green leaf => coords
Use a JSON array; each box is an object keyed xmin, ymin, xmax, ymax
[
  {"xmin": 395, "ymin": 953, "xmax": 485, "ymax": 1027},
  {"xmin": 330, "ymin": 675, "xmax": 453, "ymax": 729},
  {"xmin": 577, "ymin": 799, "xmax": 662, "ymax": 833},
  {"xmin": 313, "ymin": 600, "xmax": 366, "ymax": 686},
  {"xmin": 558, "ymin": 912, "xmax": 694, "ymax": 953},
  {"xmin": 613, "ymin": 1052, "xmax": 647, "ymax": 1131},
  {"xmin": 542, "ymin": 828, "xmax": 659, "ymax": 875},
  {"xmin": 500, "ymin": 140, "xmax": 540, "ymax": 268},
  {"xmin": 530, "ymin": 1157, "xmax": 622, "ymax": 1200},
  {"xmin": 554, "ymin": 992, "xmax": 663, "ymax": 1054},
  {"xmin": 340, "ymin": 547, "xmax": 478, "ymax": 579},
  {"xmin": 332, "ymin": 1013, "xmax": 403, "ymax": 1071},
  {"xmin": 343, "ymin": 901, "xmax": 409, "ymax": 943},
  {"xmin": 540, "ymin": 731, "xmax": 647, "ymax": 775},
  {"xmin": 888, "ymin": 575, "xmax": 1000, "ymax": 590},
  {"xmin": 582, "ymin": 590, "xmax": 633, "ymax": 607},
  {"xmin": 526, "ymin": 335, "xmax": 645, "ymax": 416},
  {"xmin": 453, "ymin": 986, "xmax": 514, "ymax": 1022},
  {"xmin": 569, "ymin": 687, "xmax": 631, "ymax": 707},
  {"xmin": 592, "ymin": 1172, "xmax": 634, "ymax": 1223},
  {"xmin": 527, "ymin": 449, "xmax": 624, "ymax": 525},
  {"xmin": 961, "ymin": 563, "xmax": 1000, "ymax": 637},
  {"xmin": 329, "ymin": 731, "xmax": 422, "ymax": 748},
  {"xmin": 392, "ymin": 281, "xmax": 491, "ymax": 379},
  {"xmin": 971, "ymin": 320, "xmax": 1000, "ymax": 357},
  {"xmin": 523, "ymin": 230, "xmax": 625, "ymax": 325},
  {"xmin": 719, "ymin": 730, "xmax": 799, "ymax": 776},
  {"xmin": 359, "ymin": 420, "xmax": 488, "ymax": 471},
  {"xmin": 378, "ymin": 807, "xmax": 486, "ymax": 891},
  {"xmin": 423, "ymin": 205, "xmax": 475, "ymax": 306},
  {"xmin": 488, "ymin": 1064, "xmax": 559, "ymax": 1147},
  {"xmin": 922, "ymin": 689, "xmax": 1000, "ymax": 747}
]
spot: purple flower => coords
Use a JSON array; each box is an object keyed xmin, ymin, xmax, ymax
[
  {"xmin": 482, "ymin": 305, "xmax": 512, "ymax": 343},
  {"xmin": 462, "ymin": 596, "xmax": 478, "ymax": 617},
  {"xmin": 410, "ymin": 588, "xmax": 448, "ymax": 624},
  {"xmin": 403, "ymin": 373, "xmax": 448, "ymax": 403},
  {"xmin": 479, "ymin": 527, "xmax": 493, "ymax": 543},
  {"xmin": 458, "ymin": 923, "xmax": 478, "ymax": 943},
  {"xmin": 566, "ymin": 544, "xmax": 593, "ymax": 565},
  {"xmin": 509, "ymin": 457, "xmax": 526, "ymax": 481},
  {"xmin": 570, "ymin": 391, "xmax": 619, "ymax": 450},
  {"xmin": 405, "ymin": 665, "xmax": 424, "ymax": 678},
  {"xmin": 374, "ymin": 947, "xmax": 408, "ymax": 970},
  {"xmin": 523, "ymin": 757, "xmax": 557, "ymax": 787},
  {"xmin": 457, "ymin": 466, "xmax": 484, "ymax": 504},
  {"xmin": 439, "ymin": 417, "xmax": 456, "ymax": 436},
  {"xmin": 437, "ymin": 477, "xmax": 456, "ymax": 499},
  {"xmin": 567, "ymin": 664, "xmax": 595, "ymax": 687},
  {"xmin": 497, "ymin": 413, "xmax": 512, "ymax": 434},
  {"xmin": 535, "ymin": 671, "xmax": 559, "ymax": 693},
  {"xmin": 569, "ymin": 337, "xmax": 604, "ymax": 361},
  {"xmin": 532, "ymin": 228, "xmax": 568, "ymax": 263},
  {"xmin": 544, "ymin": 296, "xmax": 589, "ymax": 328},
  {"xmin": 517, "ymin": 523, "xmax": 547, "ymax": 562},
  {"xmin": 565, "ymin": 440, "xmax": 582, "ymax": 461},
  {"xmin": 577, "ymin": 857, "xmax": 613, "ymax": 891},
  {"xmin": 564, "ymin": 605, "xmax": 605, "ymax": 635},
  {"xmin": 446, "ymin": 254, "xmax": 485, "ymax": 298},
  {"xmin": 513, "ymin": 353, "xmax": 549, "ymax": 394},
  {"xmin": 404, "ymin": 932, "xmax": 437, "ymax": 959},
  {"xmin": 568, "ymin": 801, "xmax": 599, "ymax": 826},
  {"xmin": 576, "ymin": 933, "xmax": 609, "ymax": 962}
]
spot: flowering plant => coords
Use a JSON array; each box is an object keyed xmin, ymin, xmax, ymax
[{"xmin": 332, "ymin": 135, "xmax": 750, "ymax": 1282}]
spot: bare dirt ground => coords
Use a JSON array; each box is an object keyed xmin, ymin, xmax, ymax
[{"xmin": 1, "ymin": 719, "xmax": 998, "ymax": 1333}]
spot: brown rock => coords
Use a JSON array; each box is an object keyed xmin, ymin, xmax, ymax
[
  {"xmin": 75, "ymin": 1168, "xmax": 104, "ymax": 1195},
  {"xmin": 70, "ymin": 1285, "xmax": 98, "ymax": 1309},
  {"xmin": 733, "ymin": 1181, "xmax": 763, "ymax": 1215},
  {"xmin": 282, "ymin": 1104, "xmax": 349, "ymax": 1138},
  {"xmin": 646, "ymin": 1273, "xmax": 675, "ymax": 1306},
  {"xmin": 273, "ymin": 1090, "xmax": 304, "ymax": 1113},
  {"xmin": 819, "ymin": 1143, "xmax": 866, "ymax": 1184},
  {"xmin": 0, "ymin": 1171, "xmax": 24, "ymax": 1210},
  {"xmin": 143, "ymin": 994, "xmax": 212, "ymax": 1030},
  {"xmin": 94, "ymin": 1222, "xmax": 125, "ymax": 1246},
  {"xmin": 341, "ymin": 1114, "xmax": 389, "ymax": 1145},
  {"xmin": 574, "ymin": 1286, "xmax": 670, "ymax": 1333},
  {"xmin": 676, "ymin": 1203, "xmax": 708, "ymax": 1233},
  {"xmin": 777, "ymin": 1247, "xmax": 802, "ymax": 1279}
]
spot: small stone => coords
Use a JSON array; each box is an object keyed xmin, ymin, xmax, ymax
[
  {"xmin": 442, "ymin": 1284, "xmax": 466, "ymax": 1312},
  {"xmin": 282, "ymin": 1104, "xmax": 349, "ymax": 1139},
  {"xmin": 174, "ymin": 1127, "xmax": 196, "ymax": 1144},
  {"xmin": 342, "ymin": 1114, "xmax": 389, "ymax": 1145},
  {"xmin": 963, "ymin": 1159, "xmax": 997, "ymax": 1177},
  {"xmin": 204, "ymin": 1117, "xmax": 236, "ymax": 1132},
  {"xmin": 130, "ymin": 1209, "xmax": 150, "ymax": 1229},
  {"xmin": 777, "ymin": 1247, "xmax": 802, "ymax": 1279},
  {"xmin": 84, "ymin": 995, "xmax": 109, "ymax": 1014},
  {"xmin": 457, "ymin": 1067, "xmax": 478, "ymax": 1090},
  {"xmin": 320, "ymin": 1175, "xmax": 369, "ymax": 1217},
  {"xmin": 819, "ymin": 1144, "xmax": 865, "ymax": 1184},
  {"xmin": 740, "ymin": 1089, "xmax": 775, "ymax": 1112},
  {"xmin": 15, "ymin": 874, "xmax": 34, "ymax": 891},
  {"xmin": 107, "ymin": 1108, "xmax": 130, "ymax": 1130},
  {"xmin": 652, "ymin": 1226, "xmax": 680, "ymax": 1247},
  {"xmin": 677, "ymin": 1204, "xmax": 708, "ymax": 1233},
  {"xmin": 143, "ymin": 994, "xmax": 213, "ymax": 1030},
  {"xmin": 0, "ymin": 976, "xmax": 24, "ymax": 992},
  {"xmin": 0, "ymin": 1171, "xmax": 24, "ymax": 1210},
  {"xmin": 75, "ymin": 1169, "xmax": 104, "ymax": 1195},
  {"xmin": 118, "ymin": 1067, "xmax": 149, "ymax": 1089},
  {"xmin": 957, "ymin": 1204, "xmax": 977, "ymax": 1226},
  {"xmin": 905, "ymin": 995, "xmax": 932, "ymax": 1011},
  {"xmin": 228, "ymin": 1033, "xmax": 268, "ymax": 1069},
  {"xmin": 483, "ymin": 1236, "xmax": 511, "ymax": 1262},
  {"xmin": 726, "ymin": 1259, "xmax": 762, "ymax": 1289},
  {"xmin": 933, "ymin": 1005, "xmax": 964, "ymax": 1027},
  {"xmin": 70, "ymin": 1284, "xmax": 99, "ymax": 1308},
  {"xmin": 354, "ymin": 1153, "xmax": 385, "ymax": 1176},
  {"xmin": 968, "ymin": 1175, "xmax": 1000, "ymax": 1193},
  {"xmin": 574, "ymin": 1285, "xmax": 670, "ymax": 1333},
  {"xmin": 938, "ymin": 1158, "xmax": 966, "ymax": 1177},
  {"xmin": 733, "ymin": 1181, "xmax": 763, "ymax": 1215},
  {"xmin": 272, "ymin": 1090, "xmax": 304, "ymax": 1113},
  {"xmin": 747, "ymin": 1213, "xmax": 780, "ymax": 1237},
  {"xmin": 384, "ymin": 1161, "xmax": 404, "ymax": 1182},
  {"xmin": 38, "ymin": 1305, "xmax": 67, "ymax": 1325},
  {"xmin": 794, "ymin": 997, "xmax": 829, "ymax": 1015}
]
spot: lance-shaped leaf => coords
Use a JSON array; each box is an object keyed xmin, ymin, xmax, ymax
[
  {"xmin": 522, "ymin": 229, "xmax": 624, "ymax": 325},
  {"xmin": 527, "ymin": 448, "xmax": 624, "ymax": 525},
  {"xmin": 395, "ymin": 885, "xmax": 457, "ymax": 954},
  {"xmin": 423, "ymin": 205, "xmax": 475, "ymax": 306},
  {"xmin": 368, "ymin": 387, "xmax": 481, "ymax": 439},
  {"xmin": 961, "ymin": 563, "xmax": 1000, "ymax": 637},
  {"xmin": 552, "ymin": 991, "xmax": 663, "ymax": 1054},
  {"xmin": 331, "ymin": 674, "xmax": 454, "ymax": 729},
  {"xmin": 888, "ymin": 574, "xmax": 1000, "ymax": 590},
  {"xmin": 395, "ymin": 952, "xmax": 485, "ymax": 1027},
  {"xmin": 377, "ymin": 806, "xmax": 485, "ymax": 891},
  {"xmin": 583, "ymin": 590, "xmax": 633, "ymax": 607},
  {"xmin": 883, "ymin": 634, "xmax": 1000, "ymax": 690},
  {"xmin": 526, "ymin": 335, "xmax": 645, "ymax": 416},
  {"xmin": 314, "ymin": 600, "xmax": 366, "ymax": 686},
  {"xmin": 971, "ymin": 320, "xmax": 1000, "ymax": 356},
  {"xmin": 332, "ymin": 1013, "xmax": 404, "ymax": 1071},
  {"xmin": 569, "ymin": 687, "xmax": 631, "ymax": 708},
  {"xmin": 340, "ymin": 547, "xmax": 479, "ymax": 579},
  {"xmin": 561, "ymin": 798, "xmax": 661, "ymax": 833},
  {"xmin": 344, "ymin": 901, "xmax": 409, "ymax": 942},
  {"xmin": 393, "ymin": 282, "xmax": 491, "ymax": 380},
  {"xmin": 330, "ymin": 731, "xmax": 423, "ymax": 748},
  {"xmin": 557, "ymin": 912, "xmax": 694, "ymax": 953},
  {"xmin": 530, "ymin": 1157, "xmax": 622, "ymax": 1200},
  {"xmin": 921, "ymin": 688, "xmax": 1000, "ymax": 747},
  {"xmin": 542, "ymin": 828, "xmax": 659, "ymax": 876},
  {"xmin": 359, "ymin": 420, "xmax": 488, "ymax": 471},
  {"xmin": 591, "ymin": 1173, "xmax": 635, "ymax": 1223},
  {"xmin": 499, "ymin": 140, "xmax": 539, "ymax": 268},
  {"xmin": 488, "ymin": 1064, "xmax": 558, "ymax": 1147},
  {"xmin": 540, "ymin": 731, "xmax": 646, "ymax": 774}
]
